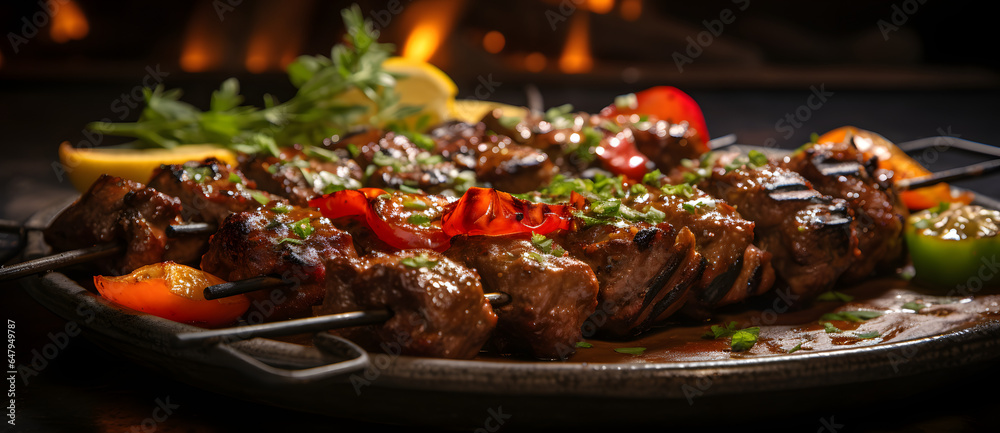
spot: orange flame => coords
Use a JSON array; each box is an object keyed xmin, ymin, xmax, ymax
[
  {"xmin": 244, "ymin": 0, "xmax": 310, "ymax": 73},
  {"xmin": 524, "ymin": 52, "xmax": 547, "ymax": 72},
  {"xmin": 558, "ymin": 12, "xmax": 593, "ymax": 74},
  {"xmin": 587, "ymin": 0, "xmax": 614, "ymax": 14},
  {"xmin": 50, "ymin": 0, "xmax": 89, "ymax": 43},
  {"xmin": 401, "ymin": 0, "xmax": 464, "ymax": 63},
  {"xmin": 180, "ymin": 5, "xmax": 224, "ymax": 72},
  {"xmin": 620, "ymin": 0, "xmax": 642, "ymax": 21}
]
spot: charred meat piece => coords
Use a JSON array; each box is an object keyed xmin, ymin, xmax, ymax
[
  {"xmin": 316, "ymin": 250, "xmax": 497, "ymax": 359},
  {"xmin": 645, "ymin": 187, "xmax": 775, "ymax": 313},
  {"xmin": 200, "ymin": 206, "xmax": 358, "ymax": 321},
  {"xmin": 631, "ymin": 120, "xmax": 706, "ymax": 173},
  {"xmin": 429, "ymin": 121, "xmax": 556, "ymax": 193},
  {"xmin": 44, "ymin": 175, "xmax": 202, "ymax": 274},
  {"xmin": 699, "ymin": 164, "xmax": 857, "ymax": 301},
  {"xmin": 239, "ymin": 146, "xmax": 362, "ymax": 206},
  {"xmin": 351, "ymin": 132, "xmax": 470, "ymax": 194},
  {"xmin": 147, "ymin": 157, "xmax": 283, "ymax": 226},
  {"xmin": 559, "ymin": 222, "xmax": 704, "ymax": 337},
  {"xmin": 445, "ymin": 234, "xmax": 599, "ymax": 359},
  {"xmin": 781, "ymin": 139, "xmax": 907, "ymax": 282}
]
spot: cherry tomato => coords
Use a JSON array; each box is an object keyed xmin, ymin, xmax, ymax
[
  {"xmin": 601, "ymin": 86, "xmax": 710, "ymax": 147},
  {"xmin": 440, "ymin": 187, "xmax": 577, "ymax": 237},
  {"xmin": 310, "ymin": 188, "xmax": 451, "ymax": 251},
  {"xmin": 93, "ymin": 262, "xmax": 249, "ymax": 328},
  {"xmin": 595, "ymin": 129, "xmax": 651, "ymax": 181}
]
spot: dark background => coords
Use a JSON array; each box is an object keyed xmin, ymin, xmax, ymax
[{"xmin": 2, "ymin": 0, "xmax": 1000, "ymax": 431}]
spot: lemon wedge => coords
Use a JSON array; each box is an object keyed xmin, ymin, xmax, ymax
[
  {"xmin": 450, "ymin": 99, "xmax": 528, "ymax": 124},
  {"xmin": 59, "ymin": 142, "xmax": 237, "ymax": 192},
  {"xmin": 336, "ymin": 56, "xmax": 458, "ymax": 130}
]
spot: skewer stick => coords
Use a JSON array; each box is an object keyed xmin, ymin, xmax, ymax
[
  {"xmin": 171, "ymin": 310, "xmax": 393, "ymax": 347},
  {"xmin": 204, "ymin": 276, "xmax": 289, "ymax": 300},
  {"xmin": 0, "ymin": 243, "xmax": 122, "ymax": 281},
  {"xmin": 0, "ymin": 219, "xmax": 23, "ymax": 233},
  {"xmin": 896, "ymin": 159, "xmax": 1000, "ymax": 191},
  {"xmin": 174, "ymin": 291, "xmax": 512, "ymax": 347},
  {"xmin": 166, "ymin": 222, "xmax": 217, "ymax": 237}
]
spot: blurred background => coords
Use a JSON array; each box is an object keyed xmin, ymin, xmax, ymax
[{"xmin": 2, "ymin": 0, "xmax": 998, "ymax": 216}]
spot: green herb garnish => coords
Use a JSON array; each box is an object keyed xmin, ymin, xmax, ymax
[
  {"xmin": 854, "ymin": 331, "xmax": 880, "ymax": 339},
  {"xmin": 531, "ymin": 233, "xmax": 566, "ymax": 257},
  {"xmin": 730, "ymin": 327, "xmax": 760, "ymax": 352},
  {"xmin": 822, "ymin": 322, "xmax": 842, "ymax": 333},
  {"xmin": 902, "ymin": 302, "xmax": 926, "ymax": 312},
  {"xmin": 87, "ymin": 5, "xmax": 415, "ymax": 152},
  {"xmin": 816, "ymin": 291, "xmax": 854, "ymax": 302},
  {"xmin": 703, "ymin": 321, "xmax": 760, "ymax": 351},
  {"xmin": 407, "ymin": 214, "xmax": 432, "ymax": 226},
  {"xmin": 575, "ymin": 341, "xmax": 593, "ymax": 348},
  {"xmin": 251, "ymin": 190, "xmax": 271, "ymax": 205},
  {"xmin": 819, "ymin": 311, "xmax": 882, "ymax": 322},
  {"xmin": 787, "ymin": 342, "xmax": 804, "ymax": 353},
  {"xmin": 227, "ymin": 172, "xmax": 243, "ymax": 184},
  {"xmin": 402, "ymin": 197, "xmax": 429, "ymax": 210},
  {"xmin": 270, "ymin": 203, "xmax": 291, "ymax": 214},
  {"xmin": 289, "ymin": 217, "xmax": 314, "ymax": 239},
  {"xmin": 401, "ymin": 253, "xmax": 438, "ymax": 269},
  {"xmin": 614, "ymin": 347, "xmax": 646, "ymax": 356},
  {"xmin": 277, "ymin": 237, "xmax": 303, "ymax": 245}
]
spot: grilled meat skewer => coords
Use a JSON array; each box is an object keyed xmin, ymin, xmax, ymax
[{"xmin": 780, "ymin": 138, "xmax": 908, "ymax": 283}]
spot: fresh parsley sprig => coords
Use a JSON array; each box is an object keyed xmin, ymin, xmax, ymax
[{"xmin": 88, "ymin": 5, "xmax": 418, "ymax": 153}]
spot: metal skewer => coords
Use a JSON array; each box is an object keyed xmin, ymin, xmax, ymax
[
  {"xmin": 173, "ymin": 289, "xmax": 511, "ymax": 347},
  {"xmin": 165, "ymin": 222, "xmax": 216, "ymax": 237},
  {"xmin": 172, "ymin": 310, "xmax": 393, "ymax": 347},
  {"xmin": 0, "ymin": 243, "xmax": 122, "ymax": 281},
  {"xmin": 896, "ymin": 158, "xmax": 1000, "ymax": 191},
  {"xmin": 1, "ymin": 222, "xmax": 215, "ymax": 281}
]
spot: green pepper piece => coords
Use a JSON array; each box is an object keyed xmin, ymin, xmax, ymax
[{"xmin": 905, "ymin": 204, "xmax": 1000, "ymax": 290}]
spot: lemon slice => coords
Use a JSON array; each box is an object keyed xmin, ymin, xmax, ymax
[
  {"xmin": 450, "ymin": 99, "xmax": 528, "ymax": 124},
  {"xmin": 59, "ymin": 142, "xmax": 237, "ymax": 192},
  {"xmin": 337, "ymin": 56, "xmax": 458, "ymax": 130}
]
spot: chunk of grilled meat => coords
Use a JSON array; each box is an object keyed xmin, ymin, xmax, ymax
[
  {"xmin": 445, "ymin": 235, "xmax": 599, "ymax": 359},
  {"xmin": 147, "ymin": 158, "xmax": 283, "ymax": 226},
  {"xmin": 44, "ymin": 175, "xmax": 203, "ymax": 274},
  {"xmin": 200, "ymin": 206, "xmax": 358, "ymax": 321},
  {"xmin": 699, "ymin": 164, "xmax": 857, "ymax": 301},
  {"xmin": 781, "ymin": 139, "xmax": 907, "ymax": 282},
  {"xmin": 559, "ymin": 222, "xmax": 704, "ymax": 337},
  {"xmin": 644, "ymin": 187, "xmax": 775, "ymax": 314},
  {"xmin": 631, "ymin": 120, "xmax": 706, "ymax": 172},
  {"xmin": 429, "ymin": 121, "xmax": 557, "ymax": 193},
  {"xmin": 239, "ymin": 146, "xmax": 362, "ymax": 206},
  {"xmin": 316, "ymin": 250, "xmax": 497, "ymax": 359}
]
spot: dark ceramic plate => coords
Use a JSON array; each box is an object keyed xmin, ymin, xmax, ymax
[{"xmin": 19, "ymin": 153, "xmax": 1000, "ymax": 429}]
